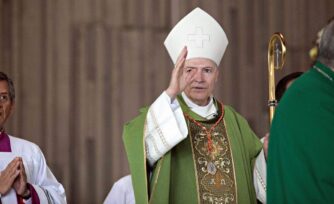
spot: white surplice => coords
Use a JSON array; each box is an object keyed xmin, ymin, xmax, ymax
[
  {"xmin": 103, "ymin": 175, "xmax": 135, "ymax": 204},
  {"xmin": 0, "ymin": 135, "xmax": 66, "ymax": 204},
  {"xmin": 145, "ymin": 91, "xmax": 267, "ymax": 203},
  {"xmin": 254, "ymin": 138, "xmax": 267, "ymax": 204}
]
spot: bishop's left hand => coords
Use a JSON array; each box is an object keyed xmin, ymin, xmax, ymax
[{"xmin": 13, "ymin": 158, "xmax": 30, "ymax": 198}]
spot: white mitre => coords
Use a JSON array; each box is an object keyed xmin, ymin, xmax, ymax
[{"xmin": 164, "ymin": 7, "xmax": 228, "ymax": 66}]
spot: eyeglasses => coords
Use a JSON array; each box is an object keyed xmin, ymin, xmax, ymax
[{"xmin": 0, "ymin": 94, "xmax": 10, "ymax": 103}]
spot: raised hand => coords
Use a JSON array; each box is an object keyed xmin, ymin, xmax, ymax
[
  {"xmin": 166, "ymin": 47, "xmax": 195, "ymax": 100},
  {"xmin": 13, "ymin": 158, "xmax": 30, "ymax": 198},
  {"xmin": 0, "ymin": 157, "xmax": 20, "ymax": 194}
]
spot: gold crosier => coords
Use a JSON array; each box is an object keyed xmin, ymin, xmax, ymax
[{"xmin": 268, "ymin": 33, "xmax": 286, "ymax": 124}]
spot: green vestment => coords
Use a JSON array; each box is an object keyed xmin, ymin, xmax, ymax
[
  {"xmin": 123, "ymin": 96, "xmax": 262, "ymax": 204},
  {"xmin": 267, "ymin": 61, "xmax": 334, "ymax": 203}
]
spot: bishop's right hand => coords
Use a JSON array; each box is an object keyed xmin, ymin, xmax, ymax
[{"xmin": 165, "ymin": 46, "xmax": 195, "ymax": 101}]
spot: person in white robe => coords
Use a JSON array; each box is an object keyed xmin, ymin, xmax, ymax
[{"xmin": 0, "ymin": 71, "xmax": 66, "ymax": 204}]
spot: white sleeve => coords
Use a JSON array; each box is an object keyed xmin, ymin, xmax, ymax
[
  {"xmin": 1, "ymin": 189, "xmax": 18, "ymax": 204},
  {"xmin": 29, "ymin": 147, "xmax": 67, "ymax": 204},
  {"xmin": 103, "ymin": 175, "xmax": 135, "ymax": 204},
  {"xmin": 253, "ymin": 138, "xmax": 267, "ymax": 204},
  {"xmin": 145, "ymin": 92, "xmax": 188, "ymax": 166}
]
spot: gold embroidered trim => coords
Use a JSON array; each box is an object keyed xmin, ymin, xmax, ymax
[
  {"xmin": 143, "ymin": 119, "xmax": 149, "ymax": 202},
  {"xmin": 149, "ymin": 108, "xmax": 171, "ymax": 150},
  {"xmin": 223, "ymin": 119, "xmax": 238, "ymax": 203},
  {"xmin": 146, "ymin": 133, "xmax": 163, "ymax": 158},
  {"xmin": 145, "ymin": 140, "xmax": 154, "ymax": 163},
  {"xmin": 188, "ymin": 117, "xmax": 237, "ymax": 204},
  {"xmin": 188, "ymin": 119, "xmax": 201, "ymax": 204},
  {"xmin": 145, "ymin": 116, "xmax": 166, "ymax": 204},
  {"xmin": 255, "ymin": 167, "xmax": 267, "ymax": 191},
  {"xmin": 149, "ymin": 156, "xmax": 165, "ymax": 204}
]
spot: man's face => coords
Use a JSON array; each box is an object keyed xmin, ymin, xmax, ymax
[
  {"xmin": 0, "ymin": 80, "xmax": 13, "ymax": 130},
  {"xmin": 183, "ymin": 58, "xmax": 219, "ymax": 106}
]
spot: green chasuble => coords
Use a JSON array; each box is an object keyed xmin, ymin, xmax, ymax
[
  {"xmin": 123, "ymin": 96, "xmax": 262, "ymax": 204},
  {"xmin": 268, "ymin": 61, "xmax": 334, "ymax": 204}
]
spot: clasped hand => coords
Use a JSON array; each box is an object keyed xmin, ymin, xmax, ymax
[{"xmin": 0, "ymin": 157, "xmax": 30, "ymax": 198}]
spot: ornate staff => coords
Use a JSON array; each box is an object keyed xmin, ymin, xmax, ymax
[{"xmin": 268, "ymin": 33, "xmax": 286, "ymax": 124}]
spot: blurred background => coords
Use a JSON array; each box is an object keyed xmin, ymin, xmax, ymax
[{"xmin": 0, "ymin": 0, "xmax": 333, "ymax": 203}]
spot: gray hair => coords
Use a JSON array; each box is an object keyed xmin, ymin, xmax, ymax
[
  {"xmin": 0, "ymin": 72, "xmax": 15, "ymax": 103},
  {"xmin": 318, "ymin": 18, "xmax": 334, "ymax": 67}
]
